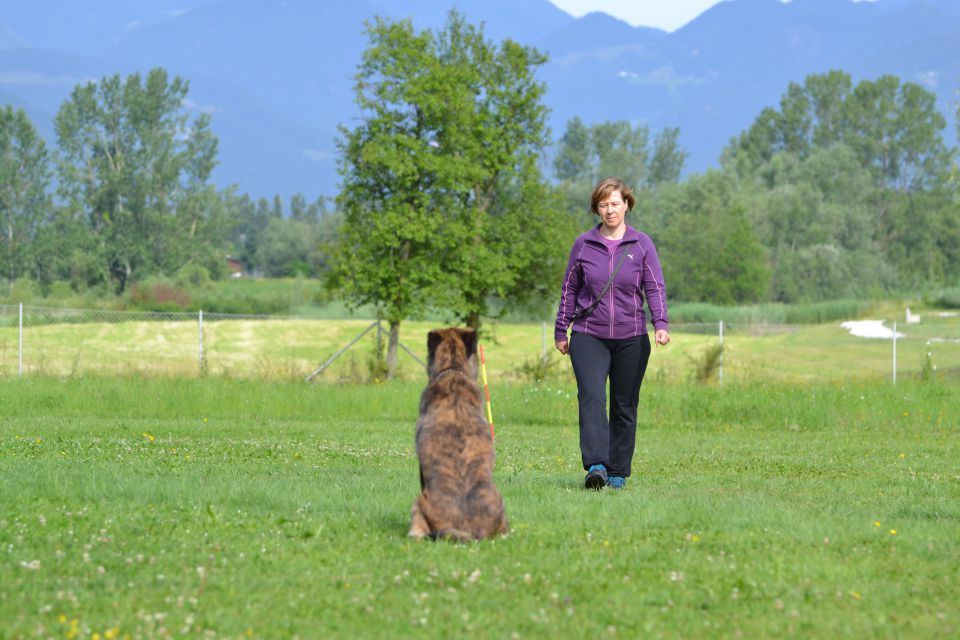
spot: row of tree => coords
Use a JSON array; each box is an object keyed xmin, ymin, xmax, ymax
[
  {"xmin": 2, "ymin": 11, "xmax": 960, "ymax": 376},
  {"xmin": 653, "ymin": 71, "xmax": 960, "ymax": 303},
  {"xmin": 0, "ymin": 70, "xmax": 338, "ymax": 294}
]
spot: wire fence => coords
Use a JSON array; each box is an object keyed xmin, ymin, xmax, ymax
[{"xmin": 1, "ymin": 304, "xmax": 958, "ymax": 383}]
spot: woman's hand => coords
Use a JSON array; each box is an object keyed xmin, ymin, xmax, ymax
[
  {"xmin": 655, "ymin": 329, "xmax": 670, "ymax": 346},
  {"xmin": 555, "ymin": 340, "xmax": 569, "ymax": 355}
]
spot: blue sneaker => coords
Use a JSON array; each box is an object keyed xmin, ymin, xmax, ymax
[
  {"xmin": 607, "ymin": 476, "xmax": 626, "ymax": 489},
  {"xmin": 584, "ymin": 464, "xmax": 608, "ymax": 490}
]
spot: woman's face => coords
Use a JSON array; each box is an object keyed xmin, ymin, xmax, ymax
[{"xmin": 597, "ymin": 190, "xmax": 627, "ymax": 229}]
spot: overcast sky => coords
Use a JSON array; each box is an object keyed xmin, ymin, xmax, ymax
[{"xmin": 546, "ymin": 0, "xmax": 878, "ymax": 32}]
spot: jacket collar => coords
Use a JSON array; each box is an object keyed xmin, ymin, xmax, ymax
[{"xmin": 586, "ymin": 223, "xmax": 641, "ymax": 245}]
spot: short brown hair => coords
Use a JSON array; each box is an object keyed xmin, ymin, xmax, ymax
[{"xmin": 590, "ymin": 177, "xmax": 635, "ymax": 215}]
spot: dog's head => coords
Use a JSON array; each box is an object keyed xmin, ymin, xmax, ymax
[{"xmin": 426, "ymin": 328, "xmax": 478, "ymax": 379}]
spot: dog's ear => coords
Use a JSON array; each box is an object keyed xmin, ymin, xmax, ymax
[
  {"xmin": 458, "ymin": 328, "xmax": 478, "ymax": 357},
  {"xmin": 427, "ymin": 330, "xmax": 443, "ymax": 359}
]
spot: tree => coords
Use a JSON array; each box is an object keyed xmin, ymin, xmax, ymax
[
  {"xmin": 724, "ymin": 71, "xmax": 952, "ymax": 192},
  {"xmin": 648, "ymin": 127, "xmax": 688, "ymax": 187},
  {"xmin": 289, "ymin": 193, "xmax": 309, "ymax": 222},
  {"xmin": 553, "ymin": 116, "xmax": 590, "ymax": 182},
  {"xmin": 256, "ymin": 217, "xmax": 327, "ymax": 277},
  {"xmin": 167, "ymin": 185, "xmax": 235, "ymax": 281},
  {"xmin": 333, "ymin": 11, "xmax": 564, "ymax": 377},
  {"xmin": 0, "ymin": 107, "xmax": 50, "ymax": 289},
  {"xmin": 777, "ymin": 81, "xmax": 814, "ymax": 157},
  {"xmin": 654, "ymin": 172, "xmax": 769, "ymax": 304},
  {"xmin": 554, "ymin": 118, "xmax": 687, "ymax": 219},
  {"xmin": 31, "ymin": 207, "xmax": 100, "ymax": 292},
  {"xmin": 591, "ymin": 120, "xmax": 650, "ymax": 188},
  {"xmin": 720, "ymin": 70, "xmax": 959, "ymax": 297},
  {"xmin": 55, "ymin": 68, "xmax": 219, "ymax": 292},
  {"xmin": 806, "ymin": 70, "xmax": 851, "ymax": 149},
  {"xmin": 880, "ymin": 188, "xmax": 960, "ymax": 288},
  {"xmin": 746, "ymin": 146, "xmax": 890, "ymax": 301},
  {"xmin": 850, "ymin": 77, "xmax": 952, "ymax": 192},
  {"xmin": 425, "ymin": 13, "xmax": 568, "ymax": 329},
  {"xmin": 332, "ymin": 17, "xmax": 451, "ymax": 378}
]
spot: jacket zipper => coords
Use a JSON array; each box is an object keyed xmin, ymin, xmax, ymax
[{"xmin": 608, "ymin": 246, "xmax": 615, "ymax": 338}]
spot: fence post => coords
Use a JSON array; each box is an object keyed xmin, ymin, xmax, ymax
[
  {"xmin": 542, "ymin": 321, "xmax": 548, "ymax": 367},
  {"xmin": 198, "ymin": 309, "xmax": 204, "ymax": 374},
  {"xmin": 18, "ymin": 303, "xmax": 23, "ymax": 378},
  {"xmin": 892, "ymin": 320, "xmax": 897, "ymax": 385},
  {"xmin": 718, "ymin": 319, "xmax": 724, "ymax": 385}
]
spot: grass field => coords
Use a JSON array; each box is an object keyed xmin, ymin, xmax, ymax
[{"xmin": 1, "ymin": 376, "xmax": 957, "ymax": 638}]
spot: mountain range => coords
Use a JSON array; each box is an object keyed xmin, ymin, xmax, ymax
[{"xmin": 2, "ymin": 0, "xmax": 959, "ymax": 201}]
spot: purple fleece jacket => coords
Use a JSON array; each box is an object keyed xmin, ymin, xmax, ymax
[{"xmin": 555, "ymin": 223, "xmax": 669, "ymax": 342}]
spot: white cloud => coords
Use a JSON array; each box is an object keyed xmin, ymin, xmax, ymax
[
  {"xmin": 302, "ymin": 148, "xmax": 335, "ymax": 162},
  {"xmin": 182, "ymin": 98, "xmax": 221, "ymax": 115},
  {"xmin": 917, "ymin": 70, "xmax": 939, "ymax": 88}
]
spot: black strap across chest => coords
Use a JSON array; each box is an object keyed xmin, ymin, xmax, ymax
[{"xmin": 572, "ymin": 245, "xmax": 631, "ymax": 320}]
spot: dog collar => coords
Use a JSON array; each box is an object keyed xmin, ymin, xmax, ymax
[{"xmin": 434, "ymin": 368, "xmax": 466, "ymax": 380}]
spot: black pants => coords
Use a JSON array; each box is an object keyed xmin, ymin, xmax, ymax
[{"xmin": 568, "ymin": 332, "xmax": 651, "ymax": 477}]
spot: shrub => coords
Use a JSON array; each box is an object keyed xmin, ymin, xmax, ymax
[
  {"xmin": 174, "ymin": 264, "xmax": 212, "ymax": 289},
  {"xmin": 514, "ymin": 353, "xmax": 562, "ymax": 382},
  {"xmin": 690, "ymin": 342, "xmax": 723, "ymax": 384},
  {"xmin": 923, "ymin": 287, "xmax": 960, "ymax": 309},
  {"xmin": 128, "ymin": 281, "xmax": 191, "ymax": 311}
]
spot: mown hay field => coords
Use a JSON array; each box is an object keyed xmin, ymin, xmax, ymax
[{"xmin": 1, "ymin": 314, "xmax": 958, "ymax": 383}]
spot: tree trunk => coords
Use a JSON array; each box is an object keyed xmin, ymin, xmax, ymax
[
  {"xmin": 386, "ymin": 320, "xmax": 400, "ymax": 380},
  {"xmin": 6, "ymin": 219, "xmax": 14, "ymax": 286},
  {"xmin": 466, "ymin": 311, "xmax": 480, "ymax": 330}
]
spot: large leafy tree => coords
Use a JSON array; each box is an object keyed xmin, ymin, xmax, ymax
[
  {"xmin": 844, "ymin": 76, "xmax": 952, "ymax": 192},
  {"xmin": 430, "ymin": 14, "xmax": 570, "ymax": 328},
  {"xmin": 55, "ymin": 68, "xmax": 219, "ymax": 292},
  {"xmin": 333, "ymin": 11, "xmax": 564, "ymax": 377},
  {"xmin": 0, "ymin": 106, "xmax": 50, "ymax": 288}
]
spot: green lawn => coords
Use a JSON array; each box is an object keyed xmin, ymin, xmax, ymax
[{"xmin": 1, "ymin": 377, "xmax": 957, "ymax": 638}]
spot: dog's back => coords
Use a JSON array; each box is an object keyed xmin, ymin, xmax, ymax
[{"xmin": 408, "ymin": 328, "xmax": 507, "ymax": 541}]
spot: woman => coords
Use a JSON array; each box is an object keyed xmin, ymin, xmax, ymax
[{"xmin": 555, "ymin": 177, "xmax": 670, "ymax": 490}]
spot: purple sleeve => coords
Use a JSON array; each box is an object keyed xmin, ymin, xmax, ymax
[
  {"xmin": 554, "ymin": 239, "xmax": 583, "ymax": 341},
  {"xmin": 641, "ymin": 237, "xmax": 669, "ymax": 332}
]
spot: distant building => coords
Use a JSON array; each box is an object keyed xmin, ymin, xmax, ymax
[{"xmin": 226, "ymin": 257, "xmax": 245, "ymax": 278}]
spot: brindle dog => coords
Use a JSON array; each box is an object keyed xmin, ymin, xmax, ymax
[{"xmin": 408, "ymin": 328, "xmax": 508, "ymax": 541}]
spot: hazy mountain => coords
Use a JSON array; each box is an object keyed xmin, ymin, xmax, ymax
[
  {"xmin": 0, "ymin": 0, "xmax": 212, "ymax": 54},
  {"xmin": 1, "ymin": 0, "xmax": 958, "ymax": 200}
]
